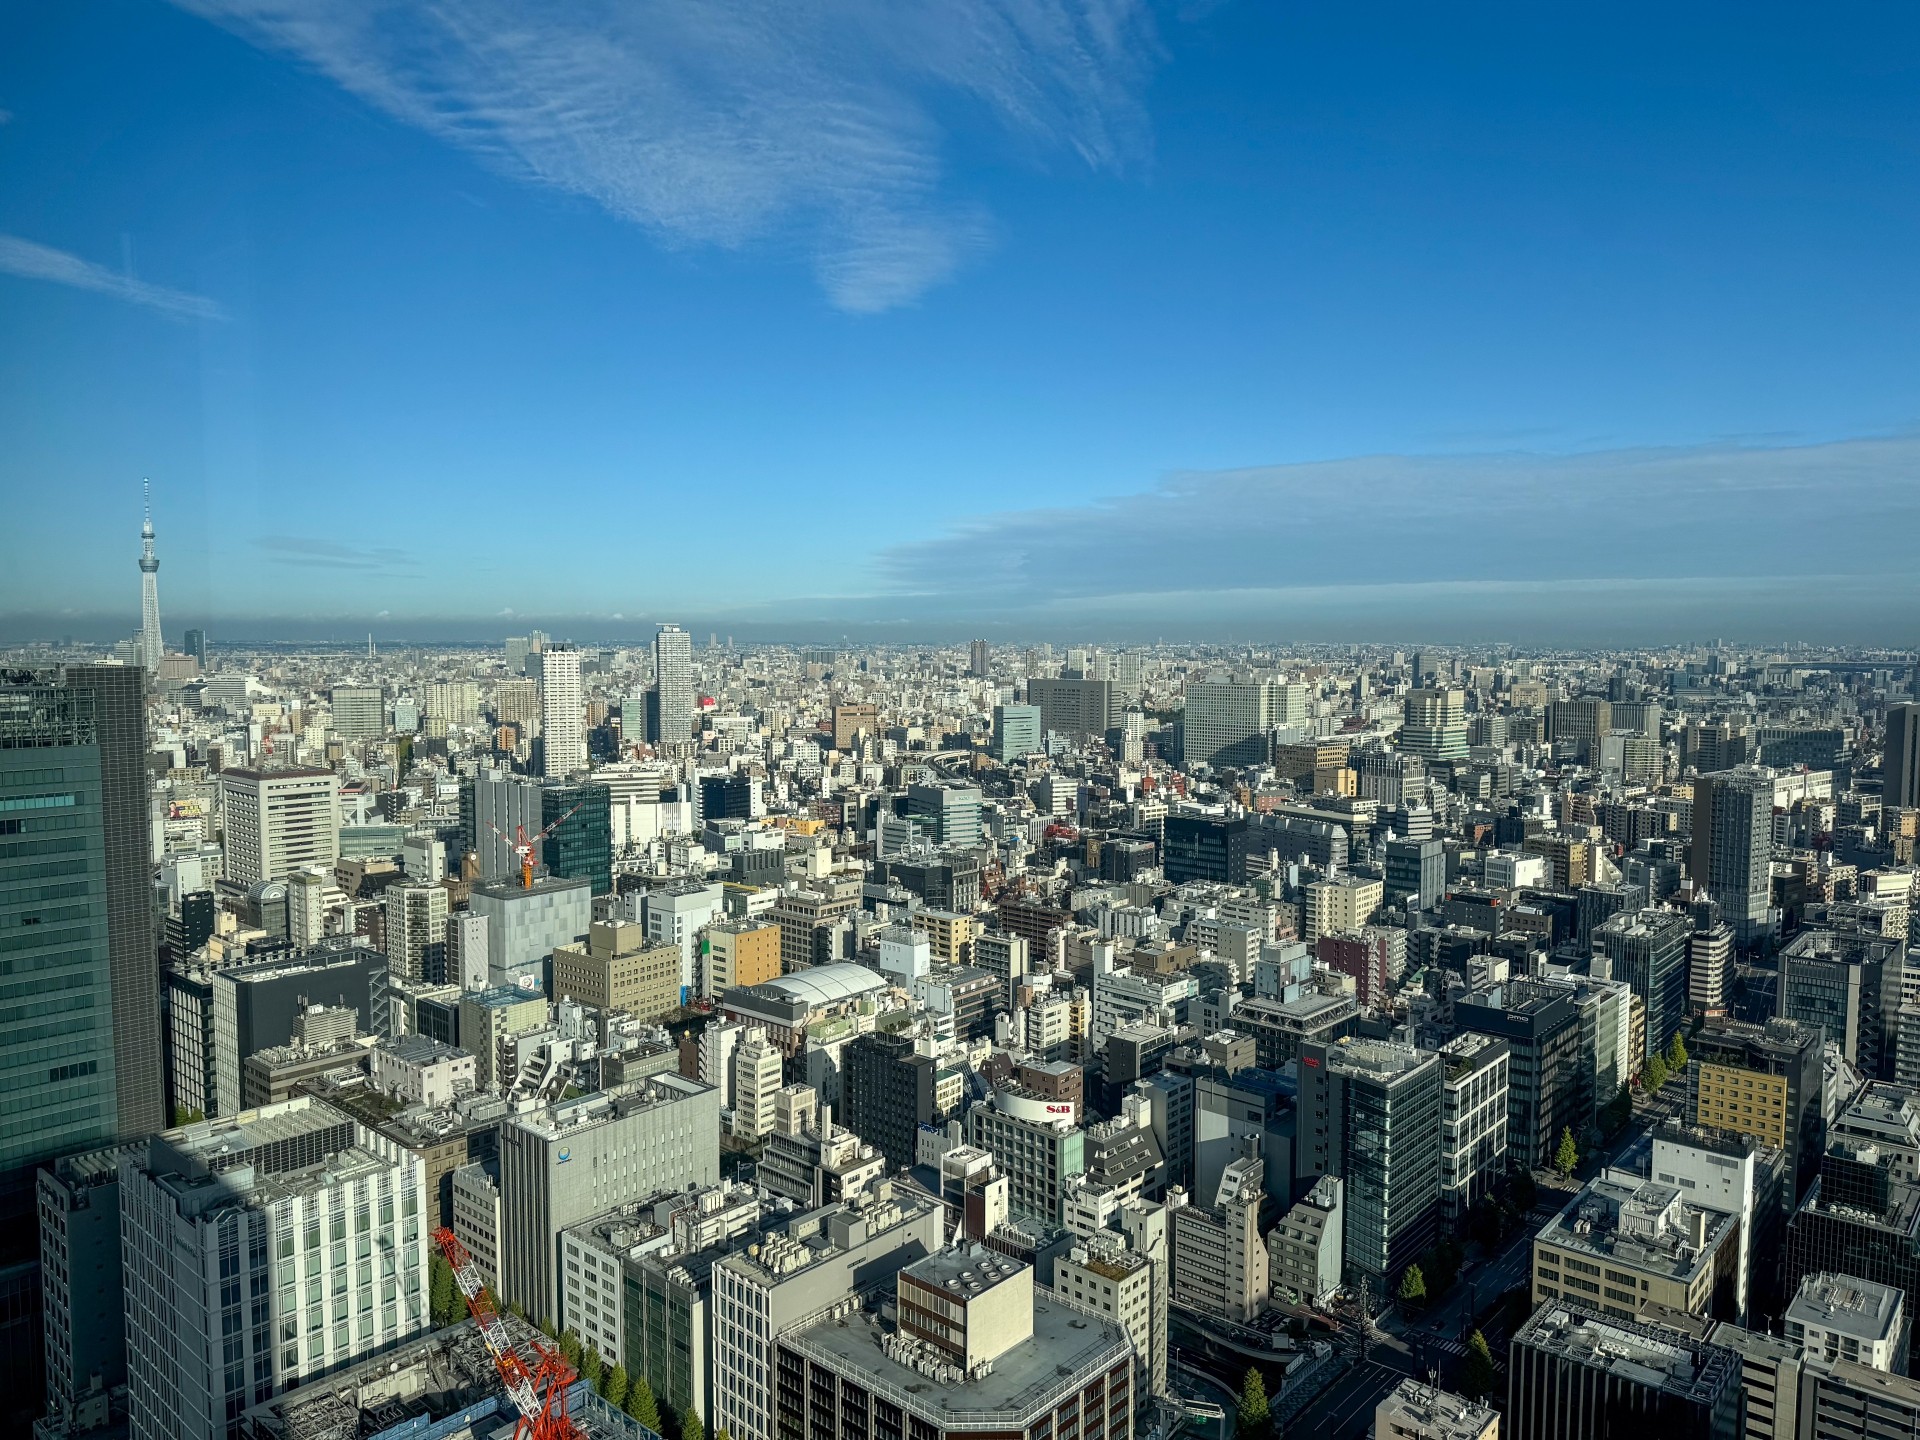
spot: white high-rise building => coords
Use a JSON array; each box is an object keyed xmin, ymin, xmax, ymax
[
  {"xmin": 137, "ymin": 482, "xmax": 163, "ymax": 675},
  {"xmin": 385, "ymin": 883, "xmax": 449, "ymax": 984},
  {"xmin": 218, "ymin": 767, "xmax": 340, "ymax": 887},
  {"xmin": 120, "ymin": 1098, "xmax": 429, "ymax": 1440},
  {"xmin": 654, "ymin": 623, "xmax": 694, "ymax": 745},
  {"xmin": 538, "ymin": 643, "xmax": 585, "ymax": 778}
]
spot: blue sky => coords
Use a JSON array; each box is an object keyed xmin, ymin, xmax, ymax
[{"xmin": 3, "ymin": 1, "xmax": 1919, "ymax": 644}]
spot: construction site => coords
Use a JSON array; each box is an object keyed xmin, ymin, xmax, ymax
[{"xmin": 237, "ymin": 1314, "xmax": 650, "ymax": 1440}]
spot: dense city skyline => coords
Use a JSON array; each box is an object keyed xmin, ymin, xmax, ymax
[
  {"xmin": 9, "ymin": 8, "xmax": 1920, "ymax": 1440},
  {"xmin": 6, "ymin": 4, "xmax": 1920, "ymax": 637}
]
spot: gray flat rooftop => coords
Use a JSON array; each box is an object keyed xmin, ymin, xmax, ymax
[
  {"xmin": 1787, "ymin": 1272, "xmax": 1906, "ymax": 1342},
  {"xmin": 784, "ymin": 1296, "xmax": 1130, "ymax": 1423}
]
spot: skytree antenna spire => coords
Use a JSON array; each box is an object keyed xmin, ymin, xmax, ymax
[{"xmin": 138, "ymin": 478, "xmax": 163, "ymax": 677}]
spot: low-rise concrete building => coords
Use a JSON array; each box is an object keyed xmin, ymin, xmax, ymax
[{"xmin": 1374, "ymin": 1379, "xmax": 1499, "ymax": 1440}]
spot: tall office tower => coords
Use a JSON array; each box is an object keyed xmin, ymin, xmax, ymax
[
  {"xmin": 969, "ymin": 638, "xmax": 989, "ymax": 678},
  {"xmin": 537, "ymin": 642, "xmax": 584, "ymax": 777},
  {"xmin": 1170, "ymin": 1151, "xmax": 1270, "ymax": 1322},
  {"xmin": 1785, "ymin": 1144, "xmax": 1920, "ymax": 1375},
  {"xmin": 1298, "ymin": 1038, "xmax": 1443, "ymax": 1283},
  {"xmin": 651, "ymin": 623, "xmax": 694, "ymax": 746},
  {"xmin": 0, "ymin": 670, "xmax": 128, "ymax": 1337},
  {"xmin": 906, "ymin": 781, "xmax": 982, "ymax": 847},
  {"xmin": 1399, "ymin": 686, "xmax": 1470, "ymax": 762},
  {"xmin": 842, "ymin": 1031, "xmax": 940, "ymax": 1170},
  {"xmin": 120, "ymin": 1098, "xmax": 430, "ymax": 1440},
  {"xmin": 1183, "ymin": 676, "xmax": 1282, "ymax": 769},
  {"xmin": 1384, "ymin": 836, "xmax": 1446, "ymax": 910},
  {"xmin": 1690, "ymin": 912, "xmax": 1735, "ymax": 1017},
  {"xmin": 1163, "ymin": 813, "xmax": 1252, "ymax": 885},
  {"xmin": 1506, "ymin": 1303, "xmax": 1740, "ymax": 1440},
  {"xmin": 39, "ymin": 1143, "xmax": 141, "ymax": 1417},
  {"xmin": 384, "ymin": 883, "xmax": 449, "ymax": 983},
  {"xmin": 460, "ymin": 765, "xmax": 543, "ymax": 881},
  {"xmin": 1887, "ymin": 704, "xmax": 1920, "ymax": 812},
  {"xmin": 425, "ymin": 679, "xmax": 479, "ymax": 726},
  {"xmin": 1689, "ymin": 1017, "xmax": 1825, "ymax": 1194},
  {"xmin": 328, "ymin": 683, "xmax": 384, "ymax": 740},
  {"xmin": 1597, "ymin": 908, "xmax": 1693, "ymax": 1064},
  {"xmin": 497, "ymin": 1075, "xmax": 720, "ymax": 1326},
  {"xmin": 540, "ymin": 780, "xmax": 613, "ymax": 895},
  {"xmin": 1438, "ymin": 1033, "xmax": 1510, "ymax": 1231},
  {"xmin": 137, "ymin": 484, "xmax": 163, "ymax": 674},
  {"xmin": 992, "ymin": 702, "xmax": 1042, "ymax": 761},
  {"xmin": 1690, "ymin": 766, "xmax": 1777, "ymax": 946},
  {"xmin": 48, "ymin": 670, "xmax": 158, "ymax": 1142},
  {"xmin": 1025, "ymin": 675, "xmax": 1118, "ymax": 743},
  {"xmin": 218, "ymin": 766, "xmax": 340, "ymax": 886},
  {"xmin": 182, "ymin": 627, "xmax": 206, "ymax": 664},
  {"xmin": 1546, "ymin": 697, "xmax": 1614, "ymax": 763},
  {"xmin": 494, "ymin": 677, "xmax": 540, "ymax": 746},
  {"xmin": 1456, "ymin": 983, "xmax": 1582, "ymax": 1172},
  {"xmin": 714, "ymin": 1191, "xmax": 946, "ymax": 1440},
  {"xmin": 504, "ymin": 633, "xmax": 531, "ymax": 674}
]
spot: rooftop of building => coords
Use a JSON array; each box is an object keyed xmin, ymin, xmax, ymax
[
  {"xmin": 720, "ymin": 1186, "xmax": 937, "ymax": 1283},
  {"xmin": 1319, "ymin": 1035, "xmax": 1436, "ymax": 1080},
  {"xmin": 1537, "ymin": 1171, "xmax": 1738, "ymax": 1282},
  {"xmin": 1515, "ymin": 1303, "xmax": 1738, "ymax": 1403},
  {"xmin": 904, "ymin": 1243, "xmax": 1028, "ymax": 1295},
  {"xmin": 1786, "ymin": 1273, "xmax": 1906, "ymax": 1341},
  {"xmin": 236, "ymin": 1314, "xmax": 536, "ymax": 1440},
  {"xmin": 470, "ymin": 873, "xmax": 593, "ymax": 900},
  {"xmin": 782, "ymin": 1287, "xmax": 1131, "ymax": 1423},
  {"xmin": 1439, "ymin": 1030, "xmax": 1509, "ymax": 1073},
  {"xmin": 1060, "ymin": 1238, "xmax": 1150, "ymax": 1282},
  {"xmin": 1835, "ymin": 1083, "xmax": 1920, "ymax": 1146},
  {"xmin": 735, "ymin": 962, "xmax": 887, "ymax": 1008},
  {"xmin": 462, "ymin": 983, "xmax": 546, "ymax": 1011},
  {"xmin": 377, "ymin": 1033, "xmax": 471, "ymax": 1066},
  {"xmin": 511, "ymin": 1073, "xmax": 713, "ymax": 1140},
  {"xmin": 222, "ymin": 937, "xmax": 381, "ymax": 982},
  {"xmin": 145, "ymin": 1097, "xmax": 393, "ymax": 1210},
  {"xmin": 1375, "ymin": 1380, "xmax": 1497, "ymax": 1440}
]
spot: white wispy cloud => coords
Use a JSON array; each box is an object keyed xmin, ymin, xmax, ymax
[
  {"xmin": 0, "ymin": 234, "xmax": 225, "ymax": 320},
  {"xmin": 874, "ymin": 434, "xmax": 1920, "ymax": 610},
  {"xmin": 172, "ymin": 0, "xmax": 1161, "ymax": 311}
]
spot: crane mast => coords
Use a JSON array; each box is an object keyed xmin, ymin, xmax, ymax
[{"xmin": 432, "ymin": 1226, "xmax": 588, "ymax": 1440}]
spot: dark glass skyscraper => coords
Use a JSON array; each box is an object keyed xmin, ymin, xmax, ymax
[
  {"xmin": 541, "ymin": 781, "xmax": 613, "ymax": 896},
  {"xmin": 64, "ymin": 664, "xmax": 163, "ymax": 1139},
  {"xmin": 0, "ymin": 673, "xmax": 120, "ymax": 1223}
]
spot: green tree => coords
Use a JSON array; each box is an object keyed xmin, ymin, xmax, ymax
[
  {"xmin": 1236, "ymin": 1368, "xmax": 1271, "ymax": 1440},
  {"xmin": 628, "ymin": 1376, "xmax": 663, "ymax": 1434},
  {"xmin": 1668, "ymin": 1032, "xmax": 1689, "ymax": 1071},
  {"xmin": 430, "ymin": 1253, "xmax": 457, "ymax": 1327},
  {"xmin": 1645, "ymin": 1054, "xmax": 1669, "ymax": 1093},
  {"xmin": 559, "ymin": 1329, "xmax": 583, "ymax": 1371},
  {"xmin": 1397, "ymin": 1264, "xmax": 1428, "ymax": 1307},
  {"xmin": 681, "ymin": 1404, "xmax": 705, "ymax": 1440},
  {"xmin": 580, "ymin": 1345, "xmax": 604, "ymax": 1389},
  {"xmin": 538, "ymin": 1314, "xmax": 556, "ymax": 1339},
  {"xmin": 1555, "ymin": 1126, "xmax": 1579, "ymax": 1178},
  {"xmin": 602, "ymin": 1364, "xmax": 629, "ymax": 1409},
  {"xmin": 1462, "ymin": 1330, "xmax": 1498, "ymax": 1400}
]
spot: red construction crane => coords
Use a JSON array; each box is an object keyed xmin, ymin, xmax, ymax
[
  {"xmin": 488, "ymin": 802, "xmax": 583, "ymax": 889},
  {"xmin": 433, "ymin": 1226, "xmax": 587, "ymax": 1440}
]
